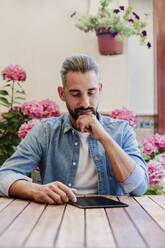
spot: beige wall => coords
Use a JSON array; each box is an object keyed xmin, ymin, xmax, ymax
[{"xmin": 0, "ymin": 0, "xmax": 154, "ymax": 114}]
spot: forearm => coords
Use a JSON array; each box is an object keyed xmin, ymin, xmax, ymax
[
  {"xmin": 9, "ymin": 180, "xmax": 77, "ymax": 204},
  {"xmin": 9, "ymin": 180, "xmax": 37, "ymax": 200},
  {"xmin": 99, "ymin": 132, "xmax": 136, "ymax": 183}
]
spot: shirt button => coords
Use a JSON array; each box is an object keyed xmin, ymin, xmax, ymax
[
  {"xmin": 73, "ymin": 162, "xmax": 76, "ymax": 166},
  {"xmin": 74, "ymin": 142, "xmax": 78, "ymax": 146},
  {"xmin": 68, "ymin": 183, "xmax": 72, "ymax": 187}
]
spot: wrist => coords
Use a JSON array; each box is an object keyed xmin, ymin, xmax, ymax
[{"xmin": 98, "ymin": 131, "xmax": 112, "ymax": 145}]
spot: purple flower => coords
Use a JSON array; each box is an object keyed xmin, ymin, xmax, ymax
[
  {"xmin": 119, "ymin": 6, "xmax": 124, "ymax": 11},
  {"xmin": 142, "ymin": 30, "xmax": 147, "ymax": 37},
  {"xmin": 128, "ymin": 19, "xmax": 134, "ymax": 23},
  {"xmin": 113, "ymin": 9, "xmax": 120, "ymax": 14},
  {"xmin": 147, "ymin": 42, "xmax": 151, "ymax": 48},
  {"xmin": 111, "ymin": 31, "xmax": 118, "ymax": 37},
  {"xmin": 70, "ymin": 11, "xmax": 76, "ymax": 18},
  {"xmin": 133, "ymin": 12, "xmax": 140, "ymax": 20}
]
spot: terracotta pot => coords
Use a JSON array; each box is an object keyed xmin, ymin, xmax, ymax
[{"xmin": 96, "ymin": 29, "xmax": 123, "ymax": 55}]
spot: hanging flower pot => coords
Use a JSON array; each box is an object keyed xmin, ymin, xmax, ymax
[
  {"xmin": 96, "ymin": 28, "xmax": 123, "ymax": 55},
  {"xmin": 74, "ymin": 0, "xmax": 151, "ymax": 54}
]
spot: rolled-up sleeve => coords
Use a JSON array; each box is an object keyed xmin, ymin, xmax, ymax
[
  {"xmin": 0, "ymin": 121, "xmax": 45, "ymax": 196},
  {"xmin": 120, "ymin": 123, "xmax": 149, "ymax": 195}
]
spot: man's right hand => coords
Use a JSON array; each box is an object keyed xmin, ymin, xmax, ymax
[{"xmin": 9, "ymin": 180, "xmax": 77, "ymax": 204}]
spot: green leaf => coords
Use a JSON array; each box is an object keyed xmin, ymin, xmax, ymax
[
  {"xmin": 0, "ymin": 90, "xmax": 8, "ymax": 96},
  {"xmin": 0, "ymin": 97, "xmax": 10, "ymax": 105},
  {"xmin": 16, "ymin": 90, "xmax": 26, "ymax": 95},
  {"xmin": 4, "ymin": 83, "xmax": 11, "ymax": 87},
  {"xmin": 15, "ymin": 97, "xmax": 26, "ymax": 100},
  {"xmin": 2, "ymin": 112, "xmax": 15, "ymax": 118},
  {"xmin": 13, "ymin": 101, "xmax": 21, "ymax": 105},
  {"xmin": 0, "ymin": 103, "xmax": 10, "ymax": 108}
]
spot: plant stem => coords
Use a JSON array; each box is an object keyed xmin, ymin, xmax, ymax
[{"xmin": 11, "ymin": 81, "xmax": 14, "ymax": 110}]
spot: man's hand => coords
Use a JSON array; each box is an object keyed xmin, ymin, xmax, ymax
[
  {"xmin": 76, "ymin": 114, "xmax": 107, "ymax": 141},
  {"xmin": 9, "ymin": 180, "xmax": 77, "ymax": 204}
]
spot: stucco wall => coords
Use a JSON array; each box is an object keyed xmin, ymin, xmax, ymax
[{"xmin": 0, "ymin": 0, "xmax": 154, "ymax": 114}]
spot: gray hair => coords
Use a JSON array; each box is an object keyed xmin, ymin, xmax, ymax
[{"xmin": 60, "ymin": 54, "xmax": 99, "ymax": 87}]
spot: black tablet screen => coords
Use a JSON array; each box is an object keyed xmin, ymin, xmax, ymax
[{"xmin": 68, "ymin": 196, "xmax": 128, "ymax": 208}]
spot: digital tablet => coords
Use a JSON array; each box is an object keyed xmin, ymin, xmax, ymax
[{"xmin": 68, "ymin": 196, "xmax": 128, "ymax": 209}]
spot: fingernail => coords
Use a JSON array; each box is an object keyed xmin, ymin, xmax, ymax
[{"xmin": 73, "ymin": 197, "xmax": 77, "ymax": 202}]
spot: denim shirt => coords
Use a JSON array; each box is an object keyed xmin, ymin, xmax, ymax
[{"xmin": 0, "ymin": 114, "xmax": 148, "ymax": 196}]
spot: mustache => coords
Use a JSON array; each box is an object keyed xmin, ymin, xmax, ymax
[{"xmin": 74, "ymin": 107, "xmax": 96, "ymax": 115}]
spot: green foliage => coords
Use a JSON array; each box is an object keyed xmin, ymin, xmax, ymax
[
  {"xmin": 0, "ymin": 109, "xmax": 29, "ymax": 165},
  {"xmin": 75, "ymin": 0, "xmax": 150, "ymax": 46},
  {"xmin": 0, "ymin": 79, "xmax": 28, "ymax": 166},
  {"xmin": 145, "ymin": 184, "xmax": 165, "ymax": 195}
]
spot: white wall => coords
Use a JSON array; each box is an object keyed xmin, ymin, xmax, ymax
[
  {"xmin": 0, "ymin": 0, "xmax": 155, "ymax": 114},
  {"xmin": 128, "ymin": 0, "xmax": 156, "ymax": 115}
]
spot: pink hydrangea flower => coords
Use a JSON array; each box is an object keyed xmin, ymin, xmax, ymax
[
  {"xmin": 160, "ymin": 153, "xmax": 165, "ymax": 161},
  {"xmin": 39, "ymin": 98, "xmax": 60, "ymax": 118},
  {"xmin": 141, "ymin": 134, "xmax": 165, "ymax": 158},
  {"xmin": 109, "ymin": 107, "xmax": 137, "ymax": 127},
  {"xmin": 147, "ymin": 160, "xmax": 165, "ymax": 186},
  {"xmin": 1, "ymin": 64, "xmax": 26, "ymax": 82},
  {"xmin": 18, "ymin": 119, "xmax": 39, "ymax": 139},
  {"xmin": 154, "ymin": 133, "xmax": 165, "ymax": 151},
  {"xmin": 141, "ymin": 136, "xmax": 156, "ymax": 157},
  {"xmin": 21, "ymin": 100, "xmax": 43, "ymax": 118}
]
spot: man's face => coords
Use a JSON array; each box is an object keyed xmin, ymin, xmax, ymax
[{"xmin": 58, "ymin": 70, "xmax": 102, "ymax": 125}]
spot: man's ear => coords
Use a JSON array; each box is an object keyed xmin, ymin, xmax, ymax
[
  {"xmin": 99, "ymin": 83, "xmax": 103, "ymax": 94},
  {"xmin": 58, "ymin": 86, "xmax": 65, "ymax": 102}
]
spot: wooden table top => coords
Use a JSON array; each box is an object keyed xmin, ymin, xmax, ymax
[{"xmin": 0, "ymin": 195, "xmax": 165, "ymax": 248}]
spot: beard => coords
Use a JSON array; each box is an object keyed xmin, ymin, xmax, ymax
[{"xmin": 66, "ymin": 103, "xmax": 98, "ymax": 121}]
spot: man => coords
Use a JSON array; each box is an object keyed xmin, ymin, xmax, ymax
[{"xmin": 0, "ymin": 54, "xmax": 148, "ymax": 204}]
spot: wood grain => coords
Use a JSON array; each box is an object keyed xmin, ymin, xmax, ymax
[
  {"xmin": 106, "ymin": 196, "xmax": 146, "ymax": 248},
  {"xmin": 135, "ymin": 196, "xmax": 165, "ymax": 231},
  {"xmin": 156, "ymin": 0, "xmax": 165, "ymax": 133},
  {"xmin": 0, "ymin": 197, "xmax": 14, "ymax": 212},
  {"xmin": 149, "ymin": 195, "xmax": 165, "ymax": 209},
  {"xmin": 0, "ymin": 196, "xmax": 165, "ymax": 248},
  {"xmin": 0, "ymin": 201, "xmax": 45, "ymax": 247},
  {"xmin": 0, "ymin": 198, "xmax": 29, "ymax": 236},
  {"xmin": 55, "ymin": 204, "xmax": 85, "ymax": 248},
  {"xmin": 120, "ymin": 196, "xmax": 165, "ymax": 248},
  {"xmin": 25, "ymin": 204, "xmax": 65, "ymax": 247},
  {"xmin": 86, "ymin": 208, "xmax": 116, "ymax": 248}
]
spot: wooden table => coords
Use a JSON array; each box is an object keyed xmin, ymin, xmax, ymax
[{"xmin": 0, "ymin": 195, "xmax": 165, "ymax": 248}]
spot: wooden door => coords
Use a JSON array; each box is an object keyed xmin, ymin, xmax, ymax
[{"xmin": 156, "ymin": 0, "xmax": 165, "ymax": 134}]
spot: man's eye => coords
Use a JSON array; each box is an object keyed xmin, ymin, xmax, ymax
[
  {"xmin": 88, "ymin": 90, "xmax": 96, "ymax": 95},
  {"xmin": 71, "ymin": 93, "xmax": 80, "ymax": 97}
]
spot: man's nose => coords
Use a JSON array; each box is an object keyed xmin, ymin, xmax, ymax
[{"xmin": 80, "ymin": 94, "xmax": 89, "ymax": 108}]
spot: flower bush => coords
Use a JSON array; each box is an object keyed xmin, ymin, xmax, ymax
[
  {"xmin": 140, "ymin": 134, "xmax": 165, "ymax": 194},
  {"xmin": 0, "ymin": 65, "xmax": 60, "ymax": 166},
  {"xmin": 0, "ymin": 64, "xmax": 28, "ymax": 165},
  {"xmin": 109, "ymin": 106, "xmax": 137, "ymax": 127},
  {"xmin": 74, "ymin": 0, "xmax": 151, "ymax": 48}
]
